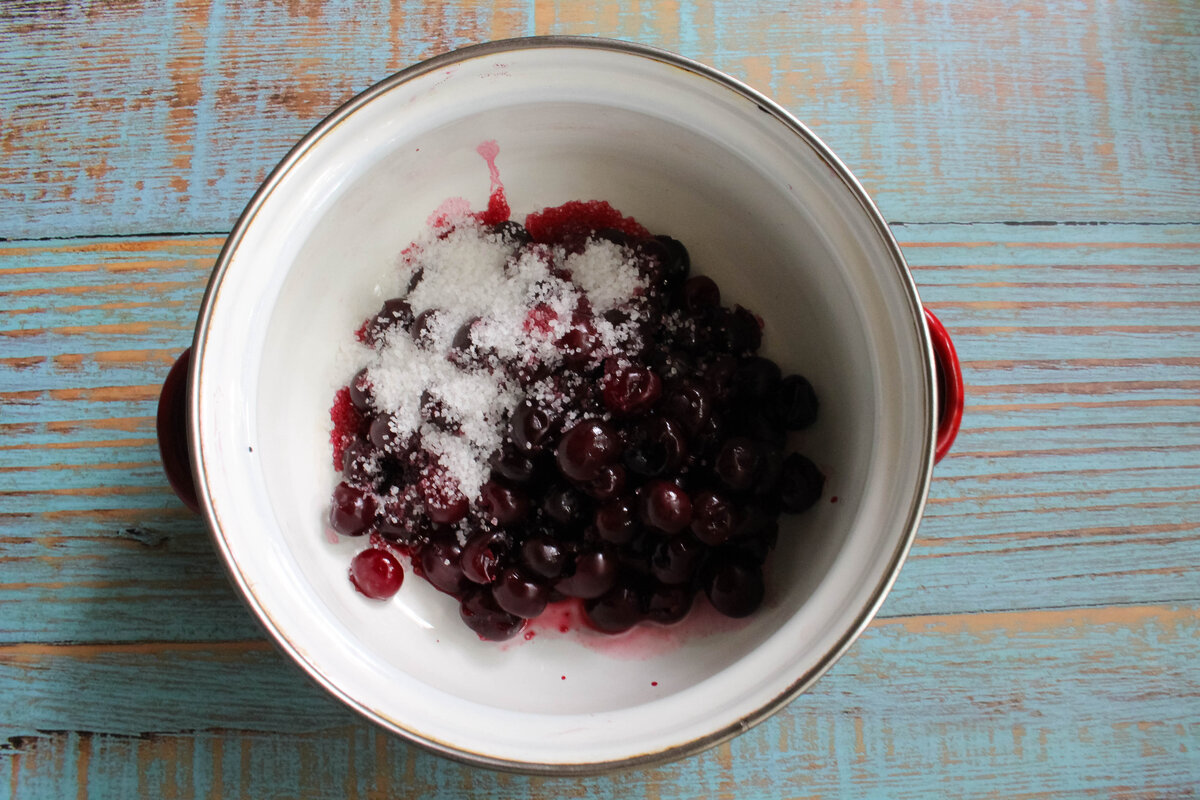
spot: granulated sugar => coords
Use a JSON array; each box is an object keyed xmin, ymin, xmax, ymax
[{"xmin": 360, "ymin": 216, "xmax": 649, "ymax": 501}]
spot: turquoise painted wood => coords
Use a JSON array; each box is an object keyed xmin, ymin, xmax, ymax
[{"xmin": 1, "ymin": 0, "xmax": 1198, "ymax": 797}]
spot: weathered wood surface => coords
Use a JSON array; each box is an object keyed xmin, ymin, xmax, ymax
[{"xmin": 1, "ymin": 0, "xmax": 1198, "ymax": 797}]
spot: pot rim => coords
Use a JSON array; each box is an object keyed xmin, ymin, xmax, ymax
[{"xmin": 187, "ymin": 35, "xmax": 936, "ymax": 775}]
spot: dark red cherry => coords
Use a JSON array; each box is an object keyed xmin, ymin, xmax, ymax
[
  {"xmin": 542, "ymin": 484, "xmax": 587, "ymax": 526},
  {"xmin": 348, "ymin": 368, "xmax": 373, "ymax": 412},
  {"xmin": 595, "ymin": 496, "xmax": 638, "ymax": 544},
  {"xmin": 654, "ymin": 235, "xmax": 690, "ymax": 287},
  {"xmin": 509, "ymin": 402, "xmax": 553, "ymax": 453},
  {"xmin": 700, "ymin": 353, "xmax": 737, "ymax": 401},
  {"xmin": 492, "ymin": 567, "xmax": 550, "ymax": 619},
  {"xmin": 419, "ymin": 390, "xmax": 461, "ymax": 434},
  {"xmin": 650, "ymin": 535, "xmax": 704, "ymax": 584},
  {"xmin": 479, "ymin": 481, "xmax": 529, "ymax": 526},
  {"xmin": 779, "ymin": 453, "xmax": 825, "ymax": 512},
  {"xmin": 419, "ymin": 535, "xmax": 470, "ymax": 595},
  {"xmin": 586, "ymin": 464, "xmax": 626, "ymax": 501},
  {"xmin": 459, "ymin": 588, "xmax": 526, "ymax": 641},
  {"xmin": 348, "ymin": 548, "xmax": 404, "ymax": 599},
  {"xmin": 602, "ymin": 359, "xmax": 662, "ymax": 416},
  {"xmin": 733, "ymin": 357, "xmax": 781, "ymax": 403},
  {"xmin": 715, "ymin": 437, "xmax": 763, "ymax": 492},
  {"xmin": 368, "ymin": 414, "xmax": 402, "ymax": 452},
  {"xmin": 340, "ymin": 438, "xmax": 377, "ymax": 486},
  {"xmin": 704, "ymin": 550, "xmax": 765, "ymax": 618},
  {"xmin": 490, "ymin": 444, "xmax": 537, "ymax": 483},
  {"xmin": 555, "ymin": 547, "xmax": 618, "ymax": 599},
  {"xmin": 659, "ymin": 379, "xmax": 712, "ymax": 435},
  {"xmin": 641, "ymin": 480, "xmax": 692, "ymax": 534},
  {"xmin": 556, "ymin": 419, "xmax": 621, "ymax": 482},
  {"xmin": 329, "ymin": 481, "xmax": 378, "ymax": 536},
  {"xmin": 690, "ymin": 491, "xmax": 741, "ymax": 545},
  {"xmin": 772, "ymin": 374, "xmax": 819, "ymax": 430},
  {"xmin": 364, "ymin": 298, "xmax": 413, "ymax": 345},
  {"xmin": 682, "ymin": 275, "xmax": 721, "ymax": 313},
  {"xmin": 419, "ymin": 471, "xmax": 468, "ymax": 524},
  {"xmin": 584, "ymin": 581, "xmax": 643, "ymax": 634},
  {"xmin": 461, "ymin": 530, "xmax": 507, "ymax": 585},
  {"xmin": 645, "ymin": 583, "xmax": 693, "ymax": 625},
  {"xmin": 557, "ymin": 325, "xmax": 597, "ymax": 369},
  {"xmin": 521, "ymin": 535, "xmax": 567, "ymax": 579},
  {"xmin": 490, "ymin": 219, "xmax": 532, "ymax": 245},
  {"xmin": 623, "ymin": 416, "xmax": 688, "ymax": 478},
  {"xmin": 411, "ymin": 308, "xmax": 443, "ymax": 348},
  {"xmin": 720, "ymin": 306, "xmax": 762, "ymax": 353}
]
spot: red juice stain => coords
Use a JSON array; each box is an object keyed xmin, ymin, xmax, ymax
[
  {"xmin": 561, "ymin": 675, "xmax": 566, "ymax": 680},
  {"xmin": 329, "ymin": 386, "xmax": 364, "ymax": 470},
  {"xmin": 651, "ymin": 681, "xmax": 658, "ymax": 687},
  {"xmin": 831, "ymin": 496, "xmax": 839, "ymax": 503},
  {"xmin": 476, "ymin": 140, "xmax": 510, "ymax": 225},
  {"xmin": 525, "ymin": 200, "xmax": 650, "ymax": 244},
  {"xmin": 524, "ymin": 630, "xmax": 536, "ymax": 641}
]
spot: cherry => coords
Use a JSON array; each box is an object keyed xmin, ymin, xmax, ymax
[
  {"xmin": 479, "ymin": 481, "xmax": 529, "ymax": 526},
  {"xmin": 645, "ymin": 583, "xmax": 693, "ymax": 625},
  {"xmin": 348, "ymin": 548, "xmax": 404, "ymax": 599},
  {"xmin": 595, "ymin": 496, "xmax": 638, "ymax": 544},
  {"xmin": 704, "ymin": 550, "xmax": 765, "ymax": 618},
  {"xmin": 659, "ymin": 379, "xmax": 712, "ymax": 435},
  {"xmin": 419, "ymin": 535, "xmax": 470, "ymax": 595},
  {"xmin": 585, "ymin": 464, "xmax": 626, "ymax": 501},
  {"xmin": 690, "ymin": 490, "xmax": 741, "ymax": 545},
  {"xmin": 340, "ymin": 438, "xmax": 376, "ymax": 486},
  {"xmin": 584, "ymin": 581, "xmax": 643, "ymax": 634},
  {"xmin": 640, "ymin": 480, "xmax": 692, "ymax": 534},
  {"xmin": 329, "ymin": 482, "xmax": 378, "ymax": 536},
  {"xmin": 460, "ymin": 588, "xmax": 526, "ymax": 641},
  {"xmin": 555, "ymin": 547, "xmax": 618, "ymax": 598},
  {"xmin": 542, "ymin": 484, "xmax": 587, "ymax": 527},
  {"xmin": 461, "ymin": 530, "xmax": 507, "ymax": 585},
  {"xmin": 654, "ymin": 235, "xmax": 690, "ymax": 287},
  {"xmin": 411, "ymin": 308, "xmax": 443, "ymax": 349},
  {"xmin": 733, "ymin": 357, "xmax": 781, "ymax": 403},
  {"xmin": 348, "ymin": 368, "xmax": 372, "ymax": 412},
  {"xmin": 779, "ymin": 453, "xmax": 824, "ymax": 512},
  {"xmin": 602, "ymin": 359, "xmax": 662, "ymax": 416},
  {"xmin": 368, "ymin": 414, "xmax": 402, "ymax": 452},
  {"xmin": 623, "ymin": 416, "xmax": 688, "ymax": 478},
  {"xmin": 490, "ymin": 444, "xmax": 536, "ymax": 483},
  {"xmin": 556, "ymin": 419, "xmax": 621, "ymax": 482},
  {"xmin": 364, "ymin": 298, "xmax": 413, "ymax": 345},
  {"xmin": 682, "ymin": 275, "xmax": 721, "ymax": 313},
  {"xmin": 773, "ymin": 374, "xmax": 818, "ymax": 430},
  {"xmin": 650, "ymin": 535, "xmax": 704, "ymax": 584},
  {"xmin": 490, "ymin": 219, "xmax": 532, "ymax": 245},
  {"xmin": 558, "ymin": 325, "xmax": 597, "ymax": 369},
  {"xmin": 521, "ymin": 535, "xmax": 567, "ymax": 579},
  {"xmin": 509, "ymin": 402, "xmax": 553, "ymax": 452},
  {"xmin": 492, "ymin": 567, "xmax": 550, "ymax": 618},
  {"xmin": 715, "ymin": 437, "xmax": 763, "ymax": 492},
  {"xmin": 720, "ymin": 306, "xmax": 762, "ymax": 353},
  {"xmin": 419, "ymin": 470, "xmax": 468, "ymax": 525}
]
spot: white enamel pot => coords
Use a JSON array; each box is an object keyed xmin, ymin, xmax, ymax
[{"xmin": 157, "ymin": 37, "xmax": 963, "ymax": 773}]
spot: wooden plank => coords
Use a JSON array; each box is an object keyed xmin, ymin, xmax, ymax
[
  {"xmin": 0, "ymin": 604, "xmax": 1196, "ymax": 798},
  {"xmin": 1, "ymin": 1, "xmax": 1198, "ymax": 239}
]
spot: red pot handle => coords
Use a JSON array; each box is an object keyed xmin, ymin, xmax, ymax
[
  {"xmin": 925, "ymin": 308, "xmax": 963, "ymax": 463},
  {"xmin": 157, "ymin": 348, "xmax": 201, "ymax": 513}
]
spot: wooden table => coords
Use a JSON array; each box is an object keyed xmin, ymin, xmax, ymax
[{"xmin": 2, "ymin": 2, "xmax": 1197, "ymax": 797}]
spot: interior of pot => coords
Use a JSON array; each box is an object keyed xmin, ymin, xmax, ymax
[{"xmin": 192, "ymin": 41, "xmax": 934, "ymax": 769}]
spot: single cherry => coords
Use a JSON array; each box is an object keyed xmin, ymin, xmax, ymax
[
  {"xmin": 492, "ymin": 567, "xmax": 550, "ymax": 619},
  {"xmin": 348, "ymin": 548, "xmax": 404, "ymax": 599},
  {"xmin": 595, "ymin": 496, "xmax": 638, "ymax": 544},
  {"xmin": 641, "ymin": 480, "xmax": 692, "ymax": 534},
  {"xmin": 461, "ymin": 530, "xmax": 507, "ymax": 585},
  {"xmin": 584, "ymin": 581, "xmax": 643, "ymax": 634},
  {"xmin": 364, "ymin": 298, "xmax": 413, "ymax": 345},
  {"xmin": 509, "ymin": 402, "xmax": 553, "ymax": 452},
  {"xmin": 329, "ymin": 481, "xmax": 378, "ymax": 536},
  {"xmin": 521, "ymin": 535, "xmax": 568, "ymax": 579},
  {"xmin": 459, "ymin": 588, "xmax": 526, "ymax": 641},
  {"xmin": 772, "ymin": 374, "xmax": 819, "ymax": 430},
  {"xmin": 479, "ymin": 480, "xmax": 529, "ymax": 526},
  {"xmin": 555, "ymin": 547, "xmax": 618, "ymax": 598},
  {"xmin": 419, "ymin": 535, "xmax": 470, "ymax": 595},
  {"xmin": 779, "ymin": 453, "xmax": 825, "ymax": 512},
  {"xmin": 715, "ymin": 437, "xmax": 763, "ymax": 492},
  {"xmin": 704, "ymin": 550, "xmax": 765, "ymax": 618},
  {"xmin": 602, "ymin": 359, "xmax": 662, "ymax": 416},
  {"xmin": 690, "ymin": 490, "xmax": 741, "ymax": 545},
  {"xmin": 556, "ymin": 419, "xmax": 622, "ymax": 482},
  {"xmin": 419, "ymin": 470, "xmax": 468, "ymax": 525}
]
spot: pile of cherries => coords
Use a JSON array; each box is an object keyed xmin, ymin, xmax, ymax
[{"xmin": 328, "ymin": 220, "xmax": 824, "ymax": 641}]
